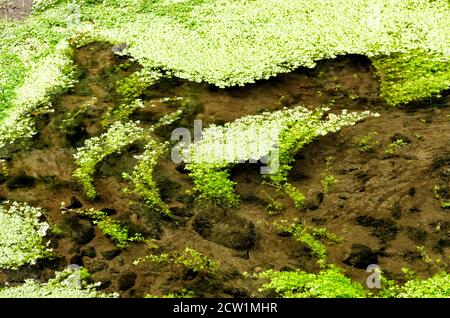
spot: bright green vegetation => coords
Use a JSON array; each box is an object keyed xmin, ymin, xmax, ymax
[
  {"xmin": 265, "ymin": 109, "xmax": 375, "ymax": 207},
  {"xmin": 258, "ymin": 268, "xmax": 450, "ymax": 298},
  {"xmin": 0, "ymin": 268, "xmax": 118, "ymax": 298},
  {"xmin": 321, "ymin": 156, "xmax": 336, "ymax": 193},
  {"xmin": 353, "ymin": 132, "xmax": 379, "ymax": 153},
  {"xmin": 1, "ymin": 0, "xmax": 450, "ymax": 299},
  {"xmin": 185, "ymin": 165, "xmax": 239, "ymax": 207},
  {"xmin": 74, "ymin": 209, "xmax": 145, "ymax": 248},
  {"xmin": 115, "ymin": 70, "xmax": 161, "ymax": 102},
  {"xmin": 123, "ymin": 139, "xmax": 172, "ymax": 217},
  {"xmin": 0, "ymin": 201, "xmax": 52, "ymax": 270},
  {"xmin": 263, "ymin": 191, "xmax": 284, "ymax": 216},
  {"xmin": 184, "ymin": 106, "xmax": 377, "ymax": 206},
  {"xmin": 321, "ymin": 175, "xmax": 336, "ymax": 194},
  {"xmin": 122, "ymin": 110, "xmax": 183, "ymax": 217},
  {"xmin": 0, "ymin": 40, "xmax": 76, "ymax": 147},
  {"xmin": 96, "ymin": 218, "xmax": 145, "ymax": 249},
  {"xmin": 384, "ymin": 138, "xmax": 408, "ymax": 157},
  {"xmin": 280, "ymin": 183, "xmax": 305, "ymax": 210},
  {"xmin": 373, "ymin": 50, "xmax": 450, "ymax": 106},
  {"xmin": 101, "ymin": 99, "xmax": 144, "ymax": 128},
  {"xmin": 2, "ymin": 0, "xmax": 450, "ymax": 148},
  {"xmin": 273, "ymin": 219, "xmax": 340, "ymax": 268},
  {"xmin": 56, "ymin": 97, "xmax": 95, "ymax": 133},
  {"xmin": 258, "ymin": 266, "xmax": 366, "ymax": 298},
  {"xmin": 379, "ymin": 271, "xmax": 450, "ymax": 298},
  {"xmin": 73, "ymin": 120, "xmax": 144, "ymax": 199},
  {"xmin": 134, "ymin": 247, "xmax": 219, "ymax": 274}
]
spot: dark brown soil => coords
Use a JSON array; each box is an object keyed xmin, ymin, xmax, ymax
[{"xmin": 0, "ymin": 43, "xmax": 448, "ymax": 297}]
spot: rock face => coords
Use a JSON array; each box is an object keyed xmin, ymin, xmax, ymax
[
  {"xmin": 65, "ymin": 217, "xmax": 95, "ymax": 245},
  {"xmin": 81, "ymin": 246, "xmax": 97, "ymax": 258},
  {"xmin": 118, "ymin": 272, "xmax": 137, "ymax": 291},
  {"xmin": 6, "ymin": 174, "xmax": 35, "ymax": 190},
  {"xmin": 67, "ymin": 196, "xmax": 83, "ymax": 209},
  {"xmin": 102, "ymin": 249, "xmax": 121, "ymax": 261},
  {"xmin": 343, "ymin": 244, "xmax": 378, "ymax": 269},
  {"xmin": 304, "ymin": 191, "xmax": 324, "ymax": 211},
  {"xmin": 193, "ymin": 207, "xmax": 256, "ymax": 251}
]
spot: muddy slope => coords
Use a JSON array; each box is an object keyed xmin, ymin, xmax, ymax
[{"xmin": 0, "ymin": 43, "xmax": 449, "ymax": 297}]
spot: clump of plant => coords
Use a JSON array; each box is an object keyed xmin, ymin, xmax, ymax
[
  {"xmin": 378, "ymin": 271, "xmax": 450, "ymax": 298},
  {"xmin": 115, "ymin": 70, "xmax": 161, "ymax": 102},
  {"xmin": 0, "ymin": 268, "xmax": 118, "ymax": 298},
  {"xmin": 377, "ymin": 248, "xmax": 450, "ymax": 298},
  {"xmin": 56, "ymin": 97, "xmax": 95, "ymax": 133},
  {"xmin": 183, "ymin": 106, "xmax": 378, "ymax": 207},
  {"xmin": 372, "ymin": 50, "xmax": 450, "ymax": 107},
  {"xmin": 272, "ymin": 219, "xmax": 339, "ymax": 268},
  {"xmin": 123, "ymin": 111, "xmax": 183, "ymax": 217},
  {"xmin": 321, "ymin": 156, "xmax": 336, "ymax": 193},
  {"xmin": 185, "ymin": 164, "xmax": 239, "ymax": 208},
  {"xmin": 257, "ymin": 265, "xmax": 366, "ymax": 298},
  {"xmin": 282, "ymin": 183, "xmax": 305, "ymax": 209},
  {"xmin": 73, "ymin": 120, "xmax": 144, "ymax": 199},
  {"xmin": 0, "ymin": 40, "xmax": 76, "ymax": 149},
  {"xmin": 433, "ymin": 185, "xmax": 450, "ymax": 209},
  {"xmin": 0, "ymin": 201, "xmax": 52, "ymax": 270},
  {"xmin": 384, "ymin": 138, "xmax": 407, "ymax": 157},
  {"xmin": 101, "ymin": 99, "xmax": 145, "ymax": 128},
  {"xmin": 73, "ymin": 209, "xmax": 145, "ymax": 249},
  {"xmin": 123, "ymin": 140, "xmax": 172, "ymax": 217},
  {"xmin": 353, "ymin": 132, "xmax": 379, "ymax": 153},
  {"xmin": 134, "ymin": 247, "xmax": 219, "ymax": 274},
  {"xmin": 416, "ymin": 246, "xmax": 448, "ymax": 272},
  {"xmin": 257, "ymin": 265, "xmax": 450, "ymax": 298}
]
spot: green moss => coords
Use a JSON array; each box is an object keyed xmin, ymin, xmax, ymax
[
  {"xmin": 384, "ymin": 138, "xmax": 408, "ymax": 157},
  {"xmin": 73, "ymin": 120, "xmax": 144, "ymax": 199},
  {"xmin": 258, "ymin": 266, "xmax": 366, "ymax": 298},
  {"xmin": 379, "ymin": 272, "xmax": 450, "ymax": 298},
  {"xmin": 2, "ymin": 0, "xmax": 450, "ymax": 143},
  {"xmin": 0, "ymin": 268, "xmax": 118, "ymax": 298},
  {"xmin": 372, "ymin": 50, "xmax": 450, "ymax": 106},
  {"xmin": 186, "ymin": 164, "xmax": 238, "ymax": 208},
  {"xmin": 272, "ymin": 219, "xmax": 339, "ymax": 268},
  {"xmin": 353, "ymin": 132, "xmax": 380, "ymax": 153},
  {"xmin": 185, "ymin": 106, "xmax": 376, "ymax": 207},
  {"xmin": 122, "ymin": 111, "xmax": 183, "ymax": 217},
  {"xmin": 134, "ymin": 247, "xmax": 219, "ymax": 274},
  {"xmin": 74, "ymin": 208, "xmax": 145, "ymax": 248},
  {"xmin": 0, "ymin": 201, "xmax": 52, "ymax": 269}
]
